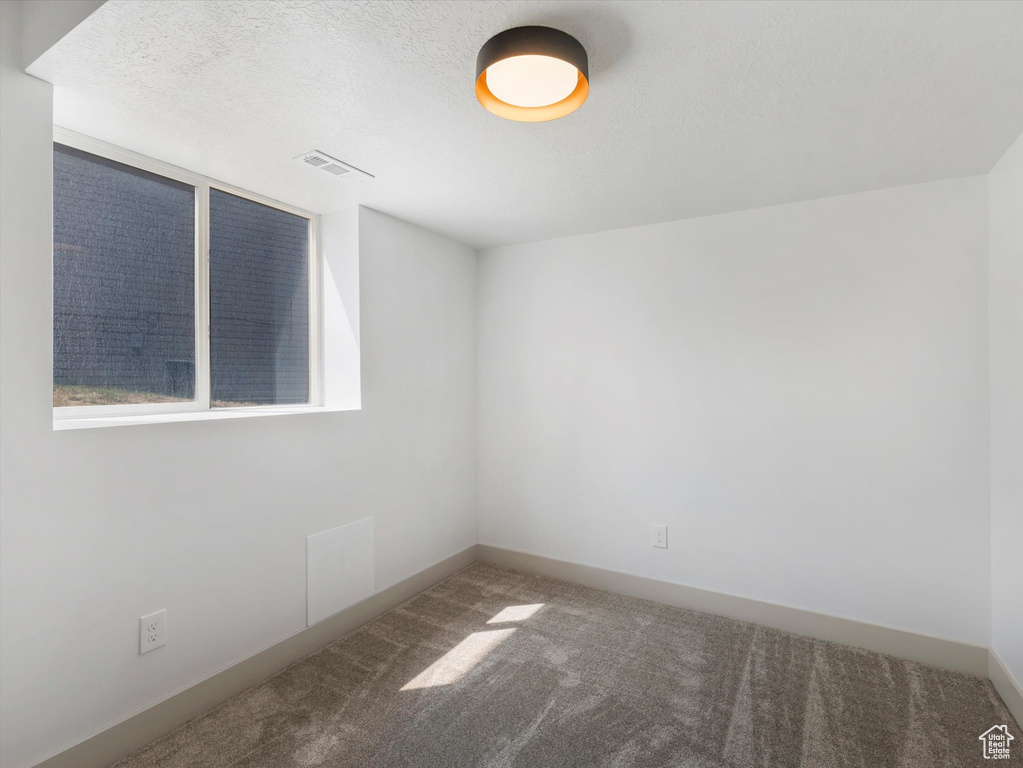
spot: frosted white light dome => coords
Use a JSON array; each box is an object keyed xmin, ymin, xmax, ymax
[{"xmin": 485, "ymin": 55, "xmax": 579, "ymax": 108}]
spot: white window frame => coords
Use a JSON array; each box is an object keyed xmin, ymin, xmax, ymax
[{"xmin": 52, "ymin": 127, "xmax": 323, "ymax": 421}]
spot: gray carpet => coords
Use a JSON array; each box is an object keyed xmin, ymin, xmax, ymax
[{"xmin": 113, "ymin": 562, "xmax": 1020, "ymax": 767}]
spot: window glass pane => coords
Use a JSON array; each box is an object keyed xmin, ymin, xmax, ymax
[
  {"xmin": 53, "ymin": 144, "xmax": 196, "ymax": 407},
  {"xmin": 209, "ymin": 190, "xmax": 309, "ymax": 407}
]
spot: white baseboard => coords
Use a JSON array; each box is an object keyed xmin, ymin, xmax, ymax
[
  {"xmin": 990, "ymin": 649, "xmax": 1023, "ymax": 729},
  {"xmin": 477, "ymin": 544, "xmax": 990, "ymax": 677},
  {"xmin": 31, "ymin": 544, "xmax": 480, "ymax": 768}
]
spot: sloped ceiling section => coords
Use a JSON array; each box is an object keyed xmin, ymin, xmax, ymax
[{"xmin": 29, "ymin": 0, "xmax": 1023, "ymax": 248}]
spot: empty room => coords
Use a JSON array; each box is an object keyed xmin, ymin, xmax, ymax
[{"xmin": 1, "ymin": 0, "xmax": 1021, "ymax": 766}]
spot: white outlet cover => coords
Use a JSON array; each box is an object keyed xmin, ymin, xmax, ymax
[
  {"xmin": 652, "ymin": 524, "xmax": 668, "ymax": 549},
  {"xmin": 139, "ymin": 609, "xmax": 167, "ymax": 654},
  {"xmin": 307, "ymin": 517, "xmax": 375, "ymax": 626}
]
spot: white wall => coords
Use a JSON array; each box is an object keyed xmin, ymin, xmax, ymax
[
  {"xmin": 0, "ymin": 5, "xmax": 477, "ymax": 766},
  {"xmin": 20, "ymin": 0, "xmax": 104, "ymax": 69},
  {"xmin": 478, "ymin": 177, "xmax": 991, "ymax": 646},
  {"xmin": 2, "ymin": 1, "xmax": 1017, "ymax": 764},
  {"xmin": 988, "ymin": 131, "xmax": 1023, "ymax": 685}
]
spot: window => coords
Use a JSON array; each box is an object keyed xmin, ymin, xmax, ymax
[
  {"xmin": 53, "ymin": 145, "xmax": 196, "ymax": 406},
  {"xmin": 52, "ymin": 132, "xmax": 320, "ymax": 420},
  {"xmin": 209, "ymin": 190, "xmax": 310, "ymax": 407}
]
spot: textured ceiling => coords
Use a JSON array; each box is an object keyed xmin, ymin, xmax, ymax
[{"xmin": 28, "ymin": 0, "xmax": 1023, "ymax": 249}]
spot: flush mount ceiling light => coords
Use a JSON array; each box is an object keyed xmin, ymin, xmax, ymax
[{"xmin": 475, "ymin": 26, "xmax": 589, "ymax": 122}]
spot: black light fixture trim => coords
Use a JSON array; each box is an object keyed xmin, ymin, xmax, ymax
[{"xmin": 475, "ymin": 26, "xmax": 589, "ymax": 122}]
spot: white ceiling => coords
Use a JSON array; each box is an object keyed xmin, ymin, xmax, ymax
[{"xmin": 29, "ymin": 0, "xmax": 1023, "ymax": 249}]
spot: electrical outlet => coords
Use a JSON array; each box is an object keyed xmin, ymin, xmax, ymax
[
  {"xmin": 139, "ymin": 609, "xmax": 167, "ymax": 654},
  {"xmin": 652, "ymin": 524, "xmax": 667, "ymax": 549}
]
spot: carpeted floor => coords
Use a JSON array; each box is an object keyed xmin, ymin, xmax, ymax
[{"xmin": 113, "ymin": 562, "xmax": 1020, "ymax": 767}]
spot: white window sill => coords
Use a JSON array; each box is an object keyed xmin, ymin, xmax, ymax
[{"xmin": 53, "ymin": 404, "xmax": 357, "ymax": 431}]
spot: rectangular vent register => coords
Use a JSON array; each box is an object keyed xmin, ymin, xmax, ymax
[{"xmin": 295, "ymin": 150, "xmax": 373, "ymax": 180}]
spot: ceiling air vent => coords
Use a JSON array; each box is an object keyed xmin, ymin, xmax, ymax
[{"xmin": 295, "ymin": 150, "xmax": 373, "ymax": 181}]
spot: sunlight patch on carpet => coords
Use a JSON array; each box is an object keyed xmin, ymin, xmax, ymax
[
  {"xmin": 487, "ymin": 603, "xmax": 545, "ymax": 624},
  {"xmin": 401, "ymin": 628, "xmax": 516, "ymax": 690}
]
